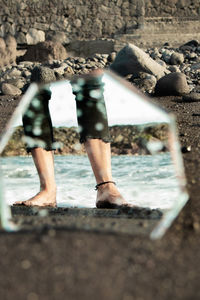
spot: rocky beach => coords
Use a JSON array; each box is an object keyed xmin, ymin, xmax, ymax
[{"xmin": 0, "ymin": 35, "xmax": 200, "ymax": 300}]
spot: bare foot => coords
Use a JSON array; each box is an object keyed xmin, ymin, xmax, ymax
[
  {"xmin": 96, "ymin": 183, "xmax": 130, "ymax": 209},
  {"xmin": 13, "ymin": 189, "xmax": 57, "ymax": 207}
]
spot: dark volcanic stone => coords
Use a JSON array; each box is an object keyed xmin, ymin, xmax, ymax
[{"xmin": 154, "ymin": 72, "xmax": 190, "ymax": 96}]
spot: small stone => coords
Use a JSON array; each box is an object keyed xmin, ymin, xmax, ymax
[
  {"xmin": 107, "ymin": 52, "xmax": 117, "ymax": 62},
  {"xmin": 168, "ymin": 65, "xmax": 180, "ymax": 73},
  {"xmin": 7, "ymin": 78, "xmax": 25, "ymax": 89},
  {"xmin": 186, "ymin": 52, "xmax": 197, "ymax": 60},
  {"xmin": 190, "ymin": 62, "xmax": 200, "ymax": 71},
  {"xmin": 8, "ymin": 67, "xmax": 22, "ymax": 77},
  {"xmin": 64, "ymin": 66, "xmax": 74, "ymax": 76},
  {"xmin": 181, "ymin": 146, "xmax": 191, "ymax": 153},
  {"xmin": 182, "ymin": 92, "xmax": 200, "ymax": 102},
  {"xmin": 1, "ymin": 83, "xmax": 22, "ymax": 96},
  {"xmin": 21, "ymin": 259, "xmax": 31, "ymax": 270},
  {"xmin": 170, "ymin": 52, "xmax": 184, "ymax": 65}
]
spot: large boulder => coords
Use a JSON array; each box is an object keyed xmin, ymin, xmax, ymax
[
  {"xmin": 22, "ymin": 41, "xmax": 68, "ymax": 63},
  {"xmin": 154, "ymin": 72, "xmax": 190, "ymax": 96},
  {"xmin": 110, "ymin": 43, "xmax": 169, "ymax": 79}
]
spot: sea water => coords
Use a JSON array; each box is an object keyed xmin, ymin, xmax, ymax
[{"xmin": 0, "ymin": 153, "xmax": 180, "ymax": 210}]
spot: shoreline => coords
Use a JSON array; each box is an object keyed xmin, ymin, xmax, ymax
[{"xmin": 1, "ymin": 123, "xmax": 169, "ymax": 156}]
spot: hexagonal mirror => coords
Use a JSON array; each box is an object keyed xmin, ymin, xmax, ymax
[{"xmin": 0, "ymin": 70, "xmax": 189, "ymax": 238}]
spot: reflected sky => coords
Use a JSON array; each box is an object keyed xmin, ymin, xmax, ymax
[{"xmin": 14, "ymin": 73, "xmax": 170, "ymax": 128}]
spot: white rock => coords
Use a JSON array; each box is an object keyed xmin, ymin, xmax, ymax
[{"xmin": 26, "ymin": 28, "xmax": 45, "ymax": 45}]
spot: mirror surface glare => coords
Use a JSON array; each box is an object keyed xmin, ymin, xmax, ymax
[{"xmin": 0, "ymin": 71, "xmax": 189, "ymax": 238}]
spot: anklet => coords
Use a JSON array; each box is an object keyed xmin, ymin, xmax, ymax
[{"xmin": 95, "ymin": 181, "xmax": 116, "ymax": 190}]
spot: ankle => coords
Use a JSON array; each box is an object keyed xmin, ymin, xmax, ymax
[
  {"xmin": 95, "ymin": 181, "xmax": 116, "ymax": 191},
  {"xmin": 41, "ymin": 185, "xmax": 57, "ymax": 193}
]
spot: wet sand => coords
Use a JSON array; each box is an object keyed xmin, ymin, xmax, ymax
[{"xmin": 0, "ymin": 94, "xmax": 200, "ymax": 300}]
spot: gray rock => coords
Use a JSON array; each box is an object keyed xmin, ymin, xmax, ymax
[
  {"xmin": 1, "ymin": 83, "xmax": 22, "ymax": 96},
  {"xmin": 186, "ymin": 52, "xmax": 197, "ymax": 60},
  {"xmin": 30, "ymin": 66, "xmax": 56, "ymax": 83},
  {"xmin": 129, "ymin": 72, "xmax": 157, "ymax": 94},
  {"xmin": 22, "ymin": 70, "xmax": 31, "ymax": 78},
  {"xmin": 156, "ymin": 59, "xmax": 167, "ymax": 68},
  {"xmin": 149, "ymin": 48, "xmax": 161, "ymax": 60},
  {"xmin": 168, "ymin": 65, "xmax": 180, "ymax": 73},
  {"xmin": 155, "ymin": 72, "xmax": 190, "ymax": 96},
  {"xmin": 182, "ymin": 92, "xmax": 200, "ymax": 102},
  {"xmin": 161, "ymin": 49, "xmax": 173, "ymax": 64},
  {"xmin": 190, "ymin": 63, "xmax": 200, "ymax": 71},
  {"xmin": 110, "ymin": 43, "xmax": 168, "ymax": 79},
  {"xmin": 170, "ymin": 52, "xmax": 184, "ymax": 65}
]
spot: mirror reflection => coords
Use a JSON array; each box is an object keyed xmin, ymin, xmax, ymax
[{"xmin": 0, "ymin": 71, "xmax": 189, "ymax": 238}]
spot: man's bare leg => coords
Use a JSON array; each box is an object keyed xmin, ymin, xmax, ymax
[
  {"xmin": 14, "ymin": 148, "xmax": 57, "ymax": 207},
  {"xmin": 84, "ymin": 139, "xmax": 128, "ymax": 208}
]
